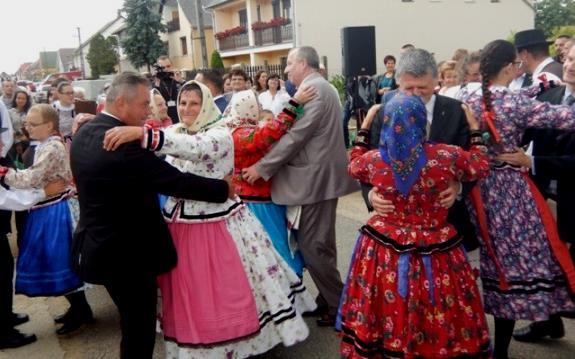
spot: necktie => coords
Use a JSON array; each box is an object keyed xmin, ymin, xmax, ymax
[{"xmin": 564, "ymin": 94, "xmax": 575, "ymax": 107}]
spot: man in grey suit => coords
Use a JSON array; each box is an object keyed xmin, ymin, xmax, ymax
[{"xmin": 243, "ymin": 46, "xmax": 358, "ymax": 326}]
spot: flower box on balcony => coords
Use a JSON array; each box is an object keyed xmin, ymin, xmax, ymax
[
  {"xmin": 251, "ymin": 17, "xmax": 291, "ymax": 32},
  {"xmin": 215, "ymin": 26, "xmax": 247, "ymax": 40}
]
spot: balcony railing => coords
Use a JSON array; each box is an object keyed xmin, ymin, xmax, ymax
[
  {"xmin": 254, "ymin": 24, "xmax": 293, "ymax": 46},
  {"xmin": 167, "ymin": 19, "xmax": 180, "ymax": 32},
  {"xmin": 218, "ymin": 32, "xmax": 249, "ymax": 51}
]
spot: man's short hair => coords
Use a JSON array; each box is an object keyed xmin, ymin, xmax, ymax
[
  {"xmin": 401, "ymin": 44, "xmax": 415, "ymax": 51},
  {"xmin": 519, "ymin": 43, "xmax": 550, "ymax": 59},
  {"xmin": 229, "ymin": 68, "xmax": 248, "ymax": 81},
  {"xmin": 106, "ymin": 72, "xmax": 150, "ymax": 104},
  {"xmin": 293, "ymin": 46, "xmax": 320, "ymax": 70},
  {"xmin": 198, "ymin": 69, "xmax": 224, "ymax": 93},
  {"xmin": 395, "ymin": 48, "xmax": 438, "ymax": 79},
  {"xmin": 557, "ymin": 34, "xmax": 572, "ymax": 40}
]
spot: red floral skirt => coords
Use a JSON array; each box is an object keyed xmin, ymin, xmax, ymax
[{"xmin": 339, "ymin": 232, "xmax": 491, "ymax": 358}]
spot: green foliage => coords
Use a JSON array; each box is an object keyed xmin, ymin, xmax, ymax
[
  {"xmin": 121, "ymin": 0, "xmax": 166, "ymax": 72},
  {"xmin": 535, "ymin": 0, "xmax": 575, "ymax": 38},
  {"xmin": 329, "ymin": 74, "xmax": 345, "ymax": 103},
  {"xmin": 86, "ymin": 34, "xmax": 119, "ymax": 78},
  {"xmin": 210, "ymin": 50, "xmax": 224, "ymax": 69}
]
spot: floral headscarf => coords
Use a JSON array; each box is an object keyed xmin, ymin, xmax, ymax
[
  {"xmin": 175, "ymin": 80, "xmax": 222, "ymax": 133},
  {"xmin": 379, "ymin": 93, "xmax": 428, "ymax": 196},
  {"xmin": 222, "ymin": 89, "xmax": 260, "ymax": 130}
]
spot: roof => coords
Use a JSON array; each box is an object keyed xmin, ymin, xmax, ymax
[
  {"xmin": 76, "ymin": 13, "xmax": 125, "ymax": 53},
  {"xmin": 179, "ymin": 0, "xmax": 213, "ymax": 29},
  {"xmin": 161, "ymin": 0, "xmax": 213, "ymax": 29},
  {"xmin": 57, "ymin": 48, "xmax": 76, "ymax": 65},
  {"xmin": 204, "ymin": 0, "xmax": 234, "ymax": 9}
]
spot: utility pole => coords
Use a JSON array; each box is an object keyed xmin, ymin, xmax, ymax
[
  {"xmin": 77, "ymin": 27, "xmax": 86, "ymax": 78},
  {"xmin": 194, "ymin": 0, "xmax": 208, "ymax": 68}
]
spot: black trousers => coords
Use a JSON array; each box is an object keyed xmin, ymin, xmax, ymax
[
  {"xmin": 104, "ymin": 275, "xmax": 158, "ymax": 359},
  {"xmin": 0, "ymin": 234, "xmax": 14, "ymax": 332}
]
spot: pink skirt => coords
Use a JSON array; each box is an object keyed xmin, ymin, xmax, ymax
[{"xmin": 158, "ymin": 221, "xmax": 260, "ymax": 345}]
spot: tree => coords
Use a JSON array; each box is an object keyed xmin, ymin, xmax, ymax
[
  {"xmin": 86, "ymin": 34, "xmax": 119, "ymax": 78},
  {"xmin": 535, "ymin": 0, "xmax": 575, "ymax": 37},
  {"xmin": 121, "ymin": 0, "xmax": 166, "ymax": 72},
  {"xmin": 210, "ymin": 50, "xmax": 224, "ymax": 69}
]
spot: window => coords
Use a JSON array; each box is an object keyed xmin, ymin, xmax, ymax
[
  {"xmin": 272, "ymin": 0, "xmax": 280, "ymax": 18},
  {"xmin": 239, "ymin": 9, "xmax": 248, "ymax": 27},
  {"xmin": 172, "ymin": 10, "xmax": 179, "ymax": 21},
  {"xmin": 282, "ymin": 0, "xmax": 291, "ymax": 18},
  {"xmin": 180, "ymin": 36, "xmax": 188, "ymax": 56}
]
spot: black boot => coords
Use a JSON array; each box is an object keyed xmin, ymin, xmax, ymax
[
  {"xmin": 513, "ymin": 314, "xmax": 564, "ymax": 342},
  {"xmin": 56, "ymin": 291, "xmax": 94, "ymax": 335},
  {"xmin": 0, "ymin": 328, "xmax": 37, "ymax": 349},
  {"xmin": 494, "ymin": 317, "xmax": 515, "ymax": 359}
]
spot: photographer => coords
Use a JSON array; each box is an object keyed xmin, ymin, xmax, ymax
[{"xmin": 154, "ymin": 55, "xmax": 183, "ymax": 123}]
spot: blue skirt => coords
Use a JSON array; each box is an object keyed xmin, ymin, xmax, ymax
[
  {"xmin": 15, "ymin": 199, "xmax": 82, "ymax": 297},
  {"xmin": 246, "ymin": 202, "xmax": 304, "ymax": 277}
]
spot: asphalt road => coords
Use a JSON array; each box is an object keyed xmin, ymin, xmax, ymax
[{"xmin": 1, "ymin": 191, "xmax": 574, "ymax": 358}]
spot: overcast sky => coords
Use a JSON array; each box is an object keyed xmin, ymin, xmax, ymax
[{"xmin": 2, "ymin": 0, "xmax": 126, "ymax": 74}]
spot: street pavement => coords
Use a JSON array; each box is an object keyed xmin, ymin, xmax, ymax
[{"xmin": 1, "ymin": 191, "xmax": 574, "ymax": 358}]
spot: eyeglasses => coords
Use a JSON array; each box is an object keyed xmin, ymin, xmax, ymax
[
  {"xmin": 25, "ymin": 122, "xmax": 48, "ymax": 128},
  {"xmin": 512, "ymin": 61, "xmax": 523, "ymax": 69},
  {"xmin": 60, "ymin": 91, "xmax": 74, "ymax": 95}
]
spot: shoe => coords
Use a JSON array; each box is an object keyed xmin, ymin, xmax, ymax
[
  {"xmin": 513, "ymin": 319, "xmax": 565, "ymax": 342},
  {"xmin": 10, "ymin": 313, "xmax": 30, "ymax": 326},
  {"xmin": 316, "ymin": 313, "xmax": 336, "ymax": 327},
  {"xmin": 54, "ymin": 309, "xmax": 72, "ymax": 324},
  {"xmin": 56, "ymin": 309, "xmax": 95, "ymax": 335},
  {"xmin": 302, "ymin": 305, "xmax": 328, "ymax": 318},
  {"xmin": 0, "ymin": 328, "xmax": 37, "ymax": 349}
]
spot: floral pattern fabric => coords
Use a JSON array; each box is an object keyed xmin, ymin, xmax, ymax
[
  {"xmin": 5, "ymin": 136, "xmax": 72, "ymax": 190},
  {"xmin": 340, "ymin": 142, "xmax": 491, "ymax": 358},
  {"xmin": 460, "ymin": 85, "xmax": 575, "ymax": 320}
]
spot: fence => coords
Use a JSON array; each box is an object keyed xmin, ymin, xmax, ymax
[{"xmin": 184, "ymin": 63, "xmax": 286, "ymax": 81}]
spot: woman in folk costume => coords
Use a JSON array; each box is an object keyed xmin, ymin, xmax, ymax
[
  {"xmin": 458, "ymin": 39, "xmax": 575, "ymax": 359},
  {"xmin": 223, "ymin": 88, "xmax": 316, "ymax": 277},
  {"xmin": 339, "ymin": 94, "xmax": 491, "ymax": 358},
  {"xmin": 105, "ymin": 81, "xmax": 315, "ymax": 358},
  {"xmin": 0, "ymin": 104, "xmax": 93, "ymax": 335}
]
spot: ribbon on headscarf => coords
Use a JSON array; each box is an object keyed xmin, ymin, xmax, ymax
[{"xmin": 379, "ymin": 94, "xmax": 428, "ymax": 196}]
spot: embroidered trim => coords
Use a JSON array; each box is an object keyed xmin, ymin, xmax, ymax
[{"xmin": 360, "ymin": 225, "xmax": 462, "ymax": 254}]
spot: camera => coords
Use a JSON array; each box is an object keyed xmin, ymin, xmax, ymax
[{"xmin": 153, "ymin": 63, "xmax": 173, "ymax": 81}]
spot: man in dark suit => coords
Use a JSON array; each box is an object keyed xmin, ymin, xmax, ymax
[
  {"xmin": 501, "ymin": 45, "xmax": 575, "ymax": 342},
  {"xmin": 367, "ymin": 48, "xmax": 476, "ymax": 249},
  {"xmin": 70, "ymin": 72, "xmax": 232, "ymax": 358}
]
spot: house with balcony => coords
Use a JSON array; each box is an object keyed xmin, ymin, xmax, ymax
[
  {"xmin": 205, "ymin": 0, "xmax": 293, "ymax": 67},
  {"xmin": 160, "ymin": 0, "xmax": 215, "ymax": 71},
  {"xmin": 206, "ymin": 0, "xmax": 534, "ymax": 76}
]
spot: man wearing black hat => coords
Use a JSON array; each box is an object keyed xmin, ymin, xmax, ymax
[{"xmin": 515, "ymin": 29, "xmax": 563, "ymax": 85}]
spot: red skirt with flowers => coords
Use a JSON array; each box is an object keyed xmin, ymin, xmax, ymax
[{"xmin": 339, "ymin": 226, "xmax": 491, "ymax": 358}]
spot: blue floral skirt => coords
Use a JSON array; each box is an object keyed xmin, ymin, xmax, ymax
[
  {"xmin": 246, "ymin": 202, "xmax": 304, "ymax": 277},
  {"xmin": 15, "ymin": 199, "xmax": 82, "ymax": 297}
]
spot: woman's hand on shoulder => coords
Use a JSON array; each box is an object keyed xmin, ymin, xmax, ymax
[
  {"xmin": 361, "ymin": 104, "xmax": 382, "ymax": 130},
  {"xmin": 293, "ymin": 84, "xmax": 317, "ymax": 105},
  {"xmin": 461, "ymin": 104, "xmax": 479, "ymax": 131},
  {"xmin": 103, "ymin": 126, "xmax": 144, "ymax": 151}
]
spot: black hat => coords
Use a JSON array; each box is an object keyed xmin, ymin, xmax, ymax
[{"xmin": 515, "ymin": 29, "xmax": 552, "ymax": 50}]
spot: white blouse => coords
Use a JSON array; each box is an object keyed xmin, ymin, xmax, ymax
[{"xmin": 258, "ymin": 90, "xmax": 291, "ymax": 116}]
